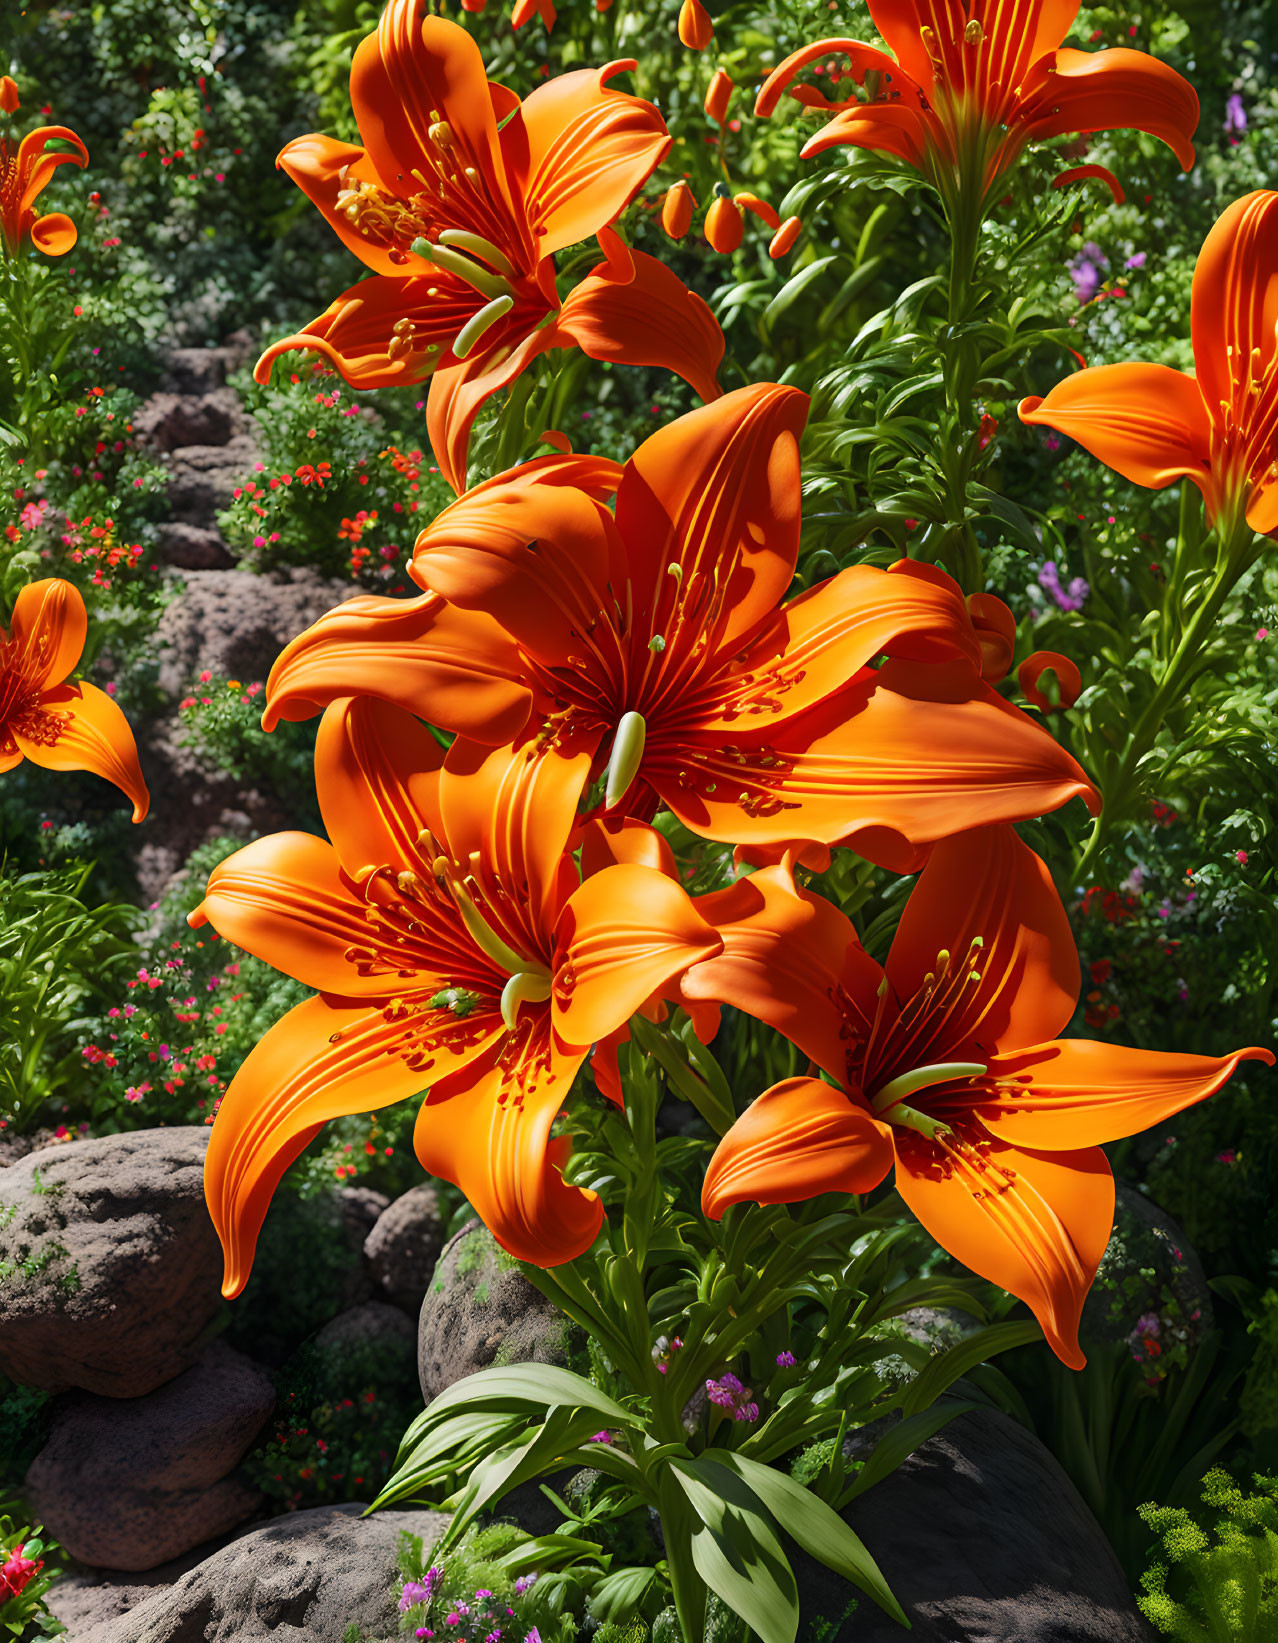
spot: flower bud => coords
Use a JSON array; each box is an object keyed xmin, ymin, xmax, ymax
[
  {"xmin": 0, "ymin": 77, "xmax": 18, "ymax": 114},
  {"xmin": 704, "ymin": 68, "xmax": 734, "ymax": 126},
  {"xmin": 661, "ymin": 180, "xmax": 696, "ymax": 240},
  {"xmin": 734, "ymin": 191, "xmax": 779, "ymax": 229},
  {"xmin": 678, "ymin": 0, "xmax": 714, "ymax": 50},
  {"xmin": 769, "ymin": 215, "xmax": 802, "ymax": 258},
  {"xmin": 705, "ymin": 194, "xmax": 743, "ymax": 254}
]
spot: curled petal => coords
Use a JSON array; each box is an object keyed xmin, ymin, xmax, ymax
[
  {"xmin": 415, "ymin": 1032, "xmax": 602, "ymax": 1265},
  {"xmin": 966, "ymin": 592, "xmax": 1017, "ymax": 681},
  {"xmin": 703, "ymin": 1077, "xmax": 894, "ymax": 1216},
  {"xmin": 554, "ymin": 862, "xmax": 720, "ymax": 1046},
  {"xmin": 314, "ymin": 695, "xmax": 445, "ymax": 882},
  {"xmin": 1051, "ymin": 164, "xmax": 1125, "ymax": 205},
  {"xmin": 502, "ymin": 63, "xmax": 670, "ymax": 258},
  {"xmin": 684, "ymin": 864, "xmax": 880, "ymax": 1080},
  {"xmin": 977, "ymin": 1039, "xmax": 1275, "ymax": 1151},
  {"xmin": 1019, "ymin": 364, "xmax": 1213, "ymax": 498},
  {"xmin": 264, "ymin": 590, "xmax": 531, "ymax": 746},
  {"xmin": 886, "ymin": 825, "xmax": 1080, "ymax": 1057},
  {"xmin": 29, "ymin": 212, "xmax": 76, "ymax": 255},
  {"xmin": 801, "ymin": 101, "xmax": 930, "ymax": 169},
  {"xmin": 754, "ymin": 38, "xmax": 903, "ymax": 118},
  {"xmin": 558, "ymin": 235, "xmax": 725, "ymax": 406},
  {"xmin": 13, "ymin": 681, "xmax": 148, "ymax": 821},
  {"xmin": 1018, "ymin": 650, "xmax": 1082, "ymax": 713},
  {"xmin": 190, "ymin": 832, "xmax": 396, "ymax": 997},
  {"xmin": 15, "ymin": 125, "xmax": 88, "ymax": 215},
  {"xmin": 1016, "ymin": 48, "xmax": 1199, "ymax": 172},
  {"xmin": 7, "ymin": 577, "xmax": 86, "ymax": 689},
  {"xmin": 895, "ymin": 1131, "xmax": 1114, "ymax": 1368},
  {"xmin": 209, "ymin": 996, "xmax": 501, "ymax": 1296}
]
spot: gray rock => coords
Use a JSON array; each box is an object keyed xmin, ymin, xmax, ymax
[
  {"xmin": 164, "ymin": 437, "xmax": 259, "ymax": 523},
  {"xmin": 365, "ymin": 1184, "xmax": 446, "ymax": 1314},
  {"xmin": 418, "ymin": 1220, "xmax": 577, "ymax": 1404},
  {"xmin": 25, "ymin": 1342, "xmax": 274, "ymax": 1571},
  {"xmin": 0, "ymin": 1128, "xmax": 224, "ymax": 1397},
  {"xmin": 314, "ymin": 1300, "xmax": 416, "ymax": 1361},
  {"xmin": 155, "ymin": 567, "xmax": 357, "ymax": 701},
  {"xmin": 154, "ymin": 522, "xmax": 236, "ymax": 569},
  {"xmin": 68, "ymin": 1503, "xmax": 450, "ymax": 1643},
  {"xmin": 133, "ymin": 389, "xmax": 246, "ymax": 453},
  {"xmin": 160, "ymin": 346, "xmax": 244, "ymax": 397},
  {"xmin": 793, "ymin": 1405, "xmax": 1150, "ymax": 1641}
]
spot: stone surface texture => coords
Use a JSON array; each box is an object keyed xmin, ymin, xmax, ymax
[
  {"xmin": 25, "ymin": 1343, "xmax": 274, "ymax": 1571},
  {"xmin": 417, "ymin": 1220, "xmax": 576, "ymax": 1403},
  {"xmin": 365, "ymin": 1184, "xmax": 446, "ymax": 1314},
  {"xmin": 62, "ymin": 1504, "xmax": 450, "ymax": 1642},
  {"xmin": 794, "ymin": 1405, "xmax": 1152, "ymax": 1641},
  {"xmin": 0, "ymin": 1127, "xmax": 224, "ymax": 1397}
]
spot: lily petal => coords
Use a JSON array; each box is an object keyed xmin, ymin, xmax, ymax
[
  {"xmin": 13, "ymin": 681, "xmax": 148, "ymax": 821},
  {"xmin": 425, "ymin": 319, "xmax": 561, "ymax": 494},
  {"xmin": 190, "ymin": 832, "xmax": 395, "ymax": 997},
  {"xmin": 276, "ymin": 134, "xmax": 419, "ymax": 278},
  {"xmin": 502, "ymin": 62, "xmax": 670, "ymax": 257},
  {"xmin": 579, "ymin": 816, "xmax": 679, "ymax": 879},
  {"xmin": 28, "ymin": 211, "xmax": 76, "ymax": 256},
  {"xmin": 613, "ymin": 383, "xmax": 810, "ymax": 657},
  {"xmin": 702, "ymin": 1077, "xmax": 894, "ymax": 1215},
  {"xmin": 15, "ymin": 126, "xmax": 89, "ymax": 216},
  {"xmin": 801, "ymin": 100, "xmax": 930, "ymax": 168},
  {"xmin": 208, "ymin": 995, "xmax": 502, "ymax": 1296},
  {"xmin": 263, "ymin": 590, "xmax": 531, "ymax": 746},
  {"xmin": 1019, "ymin": 363, "xmax": 1213, "ymax": 497},
  {"xmin": 754, "ymin": 37, "xmax": 907, "ymax": 117},
  {"xmin": 7, "ymin": 577, "xmax": 86, "ymax": 689},
  {"xmin": 977, "ymin": 1039, "xmax": 1275, "ymax": 1151},
  {"xmin": 314, "ymin": 695, "xmax": 445, "ymax": 882},
  {"xmin": 1189, "ymin": 190, "xmax": 1278, "ymax": 431},
  {"xmin": 554, "ymin": 862, "xmax": 720, "ymax": 1047},
  {"xmin": 557, "ymin": 236, "xmax": 725, "ymax": 406},
  {"xmin": 886, "ymin": 825, "xmax": 1080, "ymax": 1057},
  {"xmin": 894, "ymin": 1129, "xmax": 1114, "ymax": 1368},
  {"xmin": 696, "ymin": 559, "xmax": 981, "ymax": 733},
  {"xmin": 414, "ymin": 1029, "xmax": 603, "ymax": 1265},
  {"xmin": 684, "ymin": 864, "xmax": 881, "ymax": 1080},
  {"xmin": 439, "ymin": 737, "xmax": 593, "ymax": 959},
  {"xmin": 1016, "ymin": 48, "xmax": 1199, "ymax": 171}
]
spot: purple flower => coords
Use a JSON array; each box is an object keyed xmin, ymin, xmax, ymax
[
  {"xmin": 775, "ymin": 1351, "xmax": 797, "ymax": 1368},
  {"xmin": 707, "ymin": 1372, "xmax": 760, "ymax": 1422},
  {"xmin": 589, "ymin": 1430, "xmax": 613, "ymax": 1444},
  {"xmin": 1037, "ymin": 561, "xmax": 1089, "ymax": 612},
  {"xmin": 1225, "ymin": 93, "xmax": 1247, "ymax": 137},
  {"xmin": 1067, "ymin": 241, "xmax": 1108, "ymax": 303},
  {"xmin": 400, "ymin": 1573, "xmax": 442, "ymax": 1613},
  {"xmin": 513, "ymin": 1575, "xmax": 538, "ymax": 1596},
  {"xmin": 1125, "ymin": 251, "xmax": 1146, "ymax": 270},
  {"xmin": 525, "ymin": 1630, "xmax": 543, "ymax": 1643}
]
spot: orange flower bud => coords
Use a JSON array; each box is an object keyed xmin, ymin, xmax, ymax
[
  {"xmin": 461, "ymin": 0, "xmax": 487, "ymax": 12},
  {"xmin": 704, "ymin": 68, "xmax": 734, "ymax": 126},
  {"xmin": 733, "ymin": 191, "xmax": 780, "ymax": 229},
  {"xmin": 1018, "ymin": 650, "xmax": 1082, "ymax": 713},
  {"xmin": 678, "ymin": 0, "xmax": 714, "ymax": 50},
  {"xmin": 0, "ymin": 77, "xmax": 18, "ymax": 114},
  {"xmin": 769, "ymin": 215, "xmax": 802, "ymax": 258},
  {"xmin": 705, "ymin": 193, "xmax": 743, "ymax": 254},
  {"xmin": 661, "ymin": 180, "xmax": 696, "ymax": 240}
]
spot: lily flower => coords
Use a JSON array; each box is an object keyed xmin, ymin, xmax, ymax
[
  {"xmin": 0, "ymin": 119, "xmax": 88, "ymax": 256},
  {"xmin": 0, "ymin": 579, "xmax": 148, "ymax": 819},
  {"xmin": 1021, "ymin": 190, "xmax": 1278, "ymax": 540},
  {"xmin": 686, "ymin": 826, "xmax": 1272, "ymax": 1366},
  {"xmin": 254, "ymin": 0, "xmax": 724, "ymax": 491},
  {"xmin": 755, "ymin": 1, "xmax": 1198, "ymax": 219},
  {"xmin": 260, "ymin": 384, "xmax": 1098, "ymax": 871},
  {"xmin": 190, "ymin": 695, "xmax": 719, "ymax": 1293}
]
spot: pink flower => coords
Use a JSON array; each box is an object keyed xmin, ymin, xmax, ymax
[
  {"xmin": 0, "ymin": 1543, "xmax": 42, "ymax": 1602},
  {"xmin": 1236, "ymin": 850, "xmax": 1249, "ymax": 865}
]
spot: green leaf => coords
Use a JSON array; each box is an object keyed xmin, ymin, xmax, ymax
[
  {"xmin": 708, "ymin": 1450, "xmax": 908, "ymax": 1626},
  {"xmin": 443, "ymin": 1406, "xmax": 605, "ymax": 1545},
  {"xmin": 421, "ymin": 1362, "xmax": 632, "ymax": 1427},
  {"xmin": 588, "ymin": 1565, "xmax": 662, "ymax": 1622},
  {"xmin": 901, "ymin": 1318, "xmax": 1043, "ymax": 1415},
  {"xmin": 842, "ymin": 1402, "xmax": 975, "ymax": 1503},
  {"xmin": 763, "ymin": 255, "xmax": 842, "ymax": 330},
  {"xmin": 672, "ymin": 1456, "xmax": 800, "ymax": 1643}
]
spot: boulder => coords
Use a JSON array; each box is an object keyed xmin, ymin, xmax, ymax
[
  {"xmin": 793, "ymin": 1405, "xmax": 1151, "ymax": 1641},
  {"xmin": 0, "ymin": 1128, "xmax": 224, "ymax": 1397},
  {"xmin": 164, "ymin": 437, "xmax": 259, "ymax": 523},
  {"xmin": 1083, "ymin": 1184, "xmax": 1213, "ymax": 1359},
  {"xmin": 25, "ymin": 1342, "xmax": 274, "ymax": 1571},
  {"xmin": 155, "ymin": 567, "xmax": 357, "ymax": 701},
  {"xmin": 154, "ymin": 522, "xmax": 236, "ymax": 569},
  {"xmin": 66, "ymin": 1503, "xmax": 450, "ymax": 1643},
  {"xmin": 417, "ymin": 1220, "xmax": 577, "ymax": 1404},
  {"xmin": 133, "ymin": 389, "xmax": 246, "ymax": 453},
  {"xmin": 159, "ymin": 343, "xmax": 251, "ymax": 398},
  {"xmin": 314, "ymin": 1300, "xmax": 416, "ymax": 1361},
  {"xmin": 365, "ymin": 1184, "xmax": 447, "ymax": 1314}
]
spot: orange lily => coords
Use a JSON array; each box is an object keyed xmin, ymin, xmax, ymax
[
  {"xmin": 254, "ymin": 0, "xmax": 723, "ymax": 491},
  {"xmin": 190, "ymin": 694, "xmax": 719, "ymax": 1293},
  {"xmin": 755, "ymin": 0, "xmax": 1198, "ymax": 218},
  {"xmin": 686, "ymin": 825, "xmax": 1272, "ymax": 1366},
  {"xmin": 1021, "ymin": 191, "xmax": 1278, "ymax": 540},
  {"xmin": 0, "ymin": 117, "xmax": 88, "ymax": 257},
  {"xmin": 259, "ymin": 384, "xmax": 1099, "ymax": 871},
  {"xmin": 0, "ymin": 580, "xmax": 148, "ymax": 819}
]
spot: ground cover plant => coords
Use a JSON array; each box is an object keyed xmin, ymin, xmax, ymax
[{"xmin": 0, "ymin": 0, "xmax": 1277, "ymax": 1638}]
